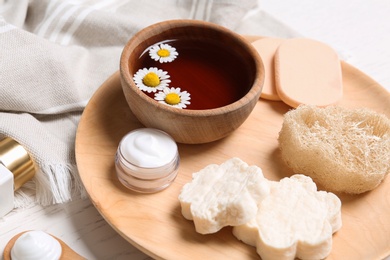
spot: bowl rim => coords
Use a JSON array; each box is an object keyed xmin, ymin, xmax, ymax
[{"xmin": 120, "ymin": 19, "xmax": 264, "ymax": 117}]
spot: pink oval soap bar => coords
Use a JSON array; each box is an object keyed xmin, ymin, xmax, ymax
[
  {"xmin": 275, "ymin": 38, "xmax": 343, "ymax": 108},
  {"xmin": 251, "ymin": 37, "xmax": 285, "ymax": 101}
]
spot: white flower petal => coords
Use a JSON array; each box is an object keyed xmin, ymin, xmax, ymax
[
  {"xmin": 148, "ymin": 43, "xmax": 178, "ymax": 63},
  {"xmin": 154, "ymin": 87, "xmax": 191, "ymax": 109},
  {"xmin": 133, "ymin": 67, "xmax": 171, "ymax": 93}
]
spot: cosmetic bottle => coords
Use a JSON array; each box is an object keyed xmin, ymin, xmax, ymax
[
  {"xmin": 0, "ymin": 137, "xmax": 35, "ymax": 218},
  {"xmin": 115, "ymin": 128, "xmax": 179, "ymax": 193}
]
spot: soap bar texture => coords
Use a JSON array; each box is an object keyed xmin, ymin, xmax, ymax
[
  {"xmin": 178, "ymin": 158, "xmax": 270, "ymax": 234},
  {"xmin": 233, "ymin": 174, "xmax": 342, "ymax": 260}
]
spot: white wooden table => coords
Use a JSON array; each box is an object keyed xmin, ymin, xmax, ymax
[{"xmin": 1, "ymin": 1, "xmax": 389, "ymax": 259}]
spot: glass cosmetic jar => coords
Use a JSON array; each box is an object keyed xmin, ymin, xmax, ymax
[{"xmin": 115, "ymin": 128, "xmax": 179, "ymax": 193}]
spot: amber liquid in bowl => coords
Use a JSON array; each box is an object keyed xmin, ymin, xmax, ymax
[{"xmin": 136, "ymin": 39, "xmax": 254, "ymax": 110}]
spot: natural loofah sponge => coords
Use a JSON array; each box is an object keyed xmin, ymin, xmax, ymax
[{"xmin": 278, "ymin": 104, "xmax": 390, "ymax": 194}]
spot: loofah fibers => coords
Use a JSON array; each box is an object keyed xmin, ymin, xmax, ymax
[{"xmin": 278, "ymin": 105, "xmax": 390, "ymax": 194}]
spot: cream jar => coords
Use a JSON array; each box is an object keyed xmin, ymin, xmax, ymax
[{"xmin": 115, "ymin": 128, "xmax": 179, "ymax": 193}]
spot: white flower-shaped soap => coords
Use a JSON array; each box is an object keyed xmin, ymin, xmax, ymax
[
  {"xmin": 179, "ymin": 158, "xmax": 270, "ymax": 234},
  {"xmin": 233, "ymin": 174, "xmax": 342, "ymax": 260}
]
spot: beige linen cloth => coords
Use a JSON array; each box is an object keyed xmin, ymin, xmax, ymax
[{"xmin": 0, "ymin": 0, "xmax": 298, "ymax": 207}]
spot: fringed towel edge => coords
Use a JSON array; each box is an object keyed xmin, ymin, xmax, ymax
[{"xmin": 15, "ymin": 162, "xmax": 87, "ymax": 207}]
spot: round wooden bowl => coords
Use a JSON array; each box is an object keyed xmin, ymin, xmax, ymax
[{"xmin": 120, "ymin": 20, "xmax": 264, "ymax": 144}]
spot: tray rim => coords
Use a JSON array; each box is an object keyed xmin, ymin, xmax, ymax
[{"xmin": 75, "ymin": 38, "xmax": 390, "ymax": 260}]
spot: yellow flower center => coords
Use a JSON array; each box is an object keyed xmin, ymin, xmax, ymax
[
  {"xmin": 165, "ymin": 93, "xmax": 181, "ymax": 105},
  {"xmin": 157, "ymin": 49, "xmax": 170, "ymax": 57},
  {"xmin": 142, "ymin": 72, "xmax": 160, "ymax": 87}
]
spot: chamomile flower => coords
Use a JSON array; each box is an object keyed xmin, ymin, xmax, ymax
[
  {"xmin": 149, "ymin": 43, "xmax": 178, "ymax": 63},
  {"xmin": 154, "ymin": 87, "xmax": 191, "ymax": 109},
  {"xmin": 133, "ymin": 67, "xmax": 171, "ymax": 93}
]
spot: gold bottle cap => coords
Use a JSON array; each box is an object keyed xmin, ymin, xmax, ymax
[{"xmin": 0, "ymin": 137, "xmax": 35, "ymax": 191}]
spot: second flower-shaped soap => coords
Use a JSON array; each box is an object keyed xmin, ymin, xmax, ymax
[{"xmin": 233, "ymin": 174, "xmax": 342, "ymax": 260}]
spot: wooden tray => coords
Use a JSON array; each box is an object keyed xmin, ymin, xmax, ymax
[{"xmin": 75, "ymin": 36, "xmax": 390, "ymax": 260}]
